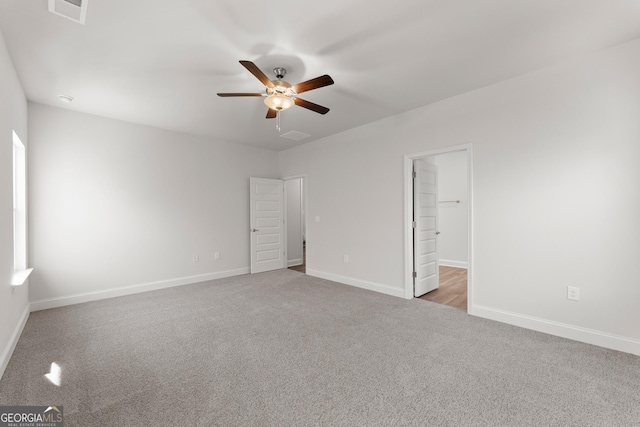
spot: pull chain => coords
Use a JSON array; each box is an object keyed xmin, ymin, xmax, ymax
[{"xmin": 276, "ymin": 112, "xmax": 281, "ymax": 132}]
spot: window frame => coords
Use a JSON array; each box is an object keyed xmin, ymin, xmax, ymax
[{"xmin": 11, "ymin": 130, "xmax": 32, "ymax": 286}]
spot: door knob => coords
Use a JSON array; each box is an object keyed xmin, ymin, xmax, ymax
[
  {"xmin": 435, "ymin": 230, "xmax": 441, "ymax": 235},
  {"xmin": 252, "ymin": 228, "xmax": 259, "ymax": 232}
]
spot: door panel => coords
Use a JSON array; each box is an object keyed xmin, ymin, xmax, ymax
[
  {"xmin": 250, "ymin": 177, "xmax": 285, "ymax": 274},
  {"xmin": 414, "ymin": 159, "xmax": 439, "ymax": 297}
]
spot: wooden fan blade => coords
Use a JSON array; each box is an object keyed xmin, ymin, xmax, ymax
[
  {"xmin": 239, "ymin": 60, "xmax": 274, "ymax": 88},
  {"xmin": 294, "ymin": 98, "xmax": 330, "ymax": 115},
  {"xmin": 292, "ymin": 75, "xmax": 334, "ymax": 94},
  {"xmin": 266, "ymin": 108, "xmax": 277, "ymax": 119},
  {"xmin": 217, "ymin": 93, "xmax": 264, "ymax": 97}
]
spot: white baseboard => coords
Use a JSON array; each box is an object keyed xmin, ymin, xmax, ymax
[
  {"xmin": 439, "ymin": 259, "xmax": 468, "ymax": 269},
  {"xmin": 0, "ymin": 305, "xmax": 30, "ymax": 381},
  {"xmin": 30, "ymin": 268, "xmax": 250, "ymax": 312},
  {"xmin": 472, "ymin": 304, "xmax": 640, "ymax": 356},
  {"xmin": 307, "ymin": 269, "xmax": 405, "ymax": 299},
  {"xmin": 287, "ymin": 258, "xmax": 303, "ymax": 267}
]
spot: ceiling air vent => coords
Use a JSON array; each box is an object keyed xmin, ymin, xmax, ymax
[
  {"xmin": 280, "ymin": 131, "xmax": 311, "ymax": 142},
  {"xmin": 48, "ymin": 0, "xmax": 88, "ymax": 25}
]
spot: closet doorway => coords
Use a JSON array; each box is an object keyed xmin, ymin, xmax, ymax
[
  {"xmin": 404, "ymin": 145, "xmax": 472, "ymax": 313},
  {"xmin": 285, "ymin": 176, "xmax": 306, "ymax": 273}
]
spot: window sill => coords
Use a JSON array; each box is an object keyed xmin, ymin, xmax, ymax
[{"xmin": 12, "ymin": 268, "xmax": 33, "ymax": 286}]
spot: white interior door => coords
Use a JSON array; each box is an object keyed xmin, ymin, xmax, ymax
[
  {"xmin": 250, "ymin": 177, "xmax": 285, "ymax": 274},
  {"xmin": 413, "ymin": 159, "xmax": 439, "ymax": 297}
]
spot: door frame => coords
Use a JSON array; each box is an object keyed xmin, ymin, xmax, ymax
[
  {"xmin": 283, "ymin": 173, "xmax": 308, "ymax": 270},
  {"xmin": 403, "ymin": 144, "xmax": 474, "ymax": 314}
]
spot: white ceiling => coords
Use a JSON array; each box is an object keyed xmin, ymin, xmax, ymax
[{"xmin": 1, "ymin": 0, "xmax": 640, "ymax": 151}]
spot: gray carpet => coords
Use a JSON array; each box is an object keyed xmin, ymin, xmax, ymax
[{"xmin": 1, "ymin": 270, "xmax": 638, "ymax": 426}]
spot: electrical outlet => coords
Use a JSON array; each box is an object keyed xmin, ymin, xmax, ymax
[
  {"xmin": 214, "ymin": 252, "xmax": 220, "ymax": 260},
  {"xmin": 567, "ymin": 286, "xmax": 579, "ymax": 301},
  {"xmin": 193, "ymin": 254, "xmax": 199, "ymax": 263},
  {"xmin": 343, "ymin": 254, "xmax": 349, "ymax": 263},
  {"xmin": 315, "ymin": 216, "xmax": 321, "ymax": 223}
]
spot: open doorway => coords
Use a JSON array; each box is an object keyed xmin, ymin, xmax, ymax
[
  {"xmin": 285, "ymin": 176, "xmax": 306, "ymax": 273},
  {"xmin": 404, "ymin": 145, "xmax": 472, "ymax": 313}
]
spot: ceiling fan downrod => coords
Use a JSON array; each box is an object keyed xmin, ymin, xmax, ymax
[{"xmin": 273, "ymin": 67, "xmax": 287, "ymax": 131}]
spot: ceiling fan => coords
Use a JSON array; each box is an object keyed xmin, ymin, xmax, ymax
[{"xmin": 217, "ymin": 60, "xmax": 334, "ymax": 120}]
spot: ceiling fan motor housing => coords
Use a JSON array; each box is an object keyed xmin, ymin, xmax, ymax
[{"xmin": 269, "ymin": 80, "xmax": 293, "ymax": 94}]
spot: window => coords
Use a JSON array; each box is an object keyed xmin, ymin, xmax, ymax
[{"xmin": 12, "ymin": 130, "xmax": 32, "ymax": 286}]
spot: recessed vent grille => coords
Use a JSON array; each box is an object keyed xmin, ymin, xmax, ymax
[
  {"xmin": 48, "ymin": 0, "xmax": 88, "ymax": 25},
  {"xmin": 280, "ymin": 131, "xmax": 311, "ymax": 141}
]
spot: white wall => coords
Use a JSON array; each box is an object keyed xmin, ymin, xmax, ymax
[
  {"xmin": 0, "ymin": 30, "xmax": 30, "ymax": 379},
  {"xmin": 28, "ymin": 103, "xmax": 280, "ymax": 307},
  {"xmin": 279, "ymin": 39, "xmax": 640, "ymax": 354},
  {"xmin": 434, "ymin": 151, "xmax": 468, "ymax": 267}
]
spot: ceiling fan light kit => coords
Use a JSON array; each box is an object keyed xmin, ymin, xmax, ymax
[
  {"xmin": 218, "ymin": 60, "xmax": 334, "ymax": 132},
  {"xmin": 264, "ymin": 93, "xmax": 294, "ymax": 111},
  {"xmin": 264, "ymin": 76, "xmax": 295, "ymax": 111}
]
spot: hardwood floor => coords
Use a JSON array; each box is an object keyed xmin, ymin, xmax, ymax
[
  {"xmin": 288, "ymin": 245, "xmax": 306, "ymax": 273},
  {"xmin": 418, "ymin": 266, "xmax": 468, "ymax": 311}
]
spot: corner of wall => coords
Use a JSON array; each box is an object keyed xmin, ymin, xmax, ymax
[{"xmin": 0, "ymin": 305, "xmax": 30, "ymax": 381}]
